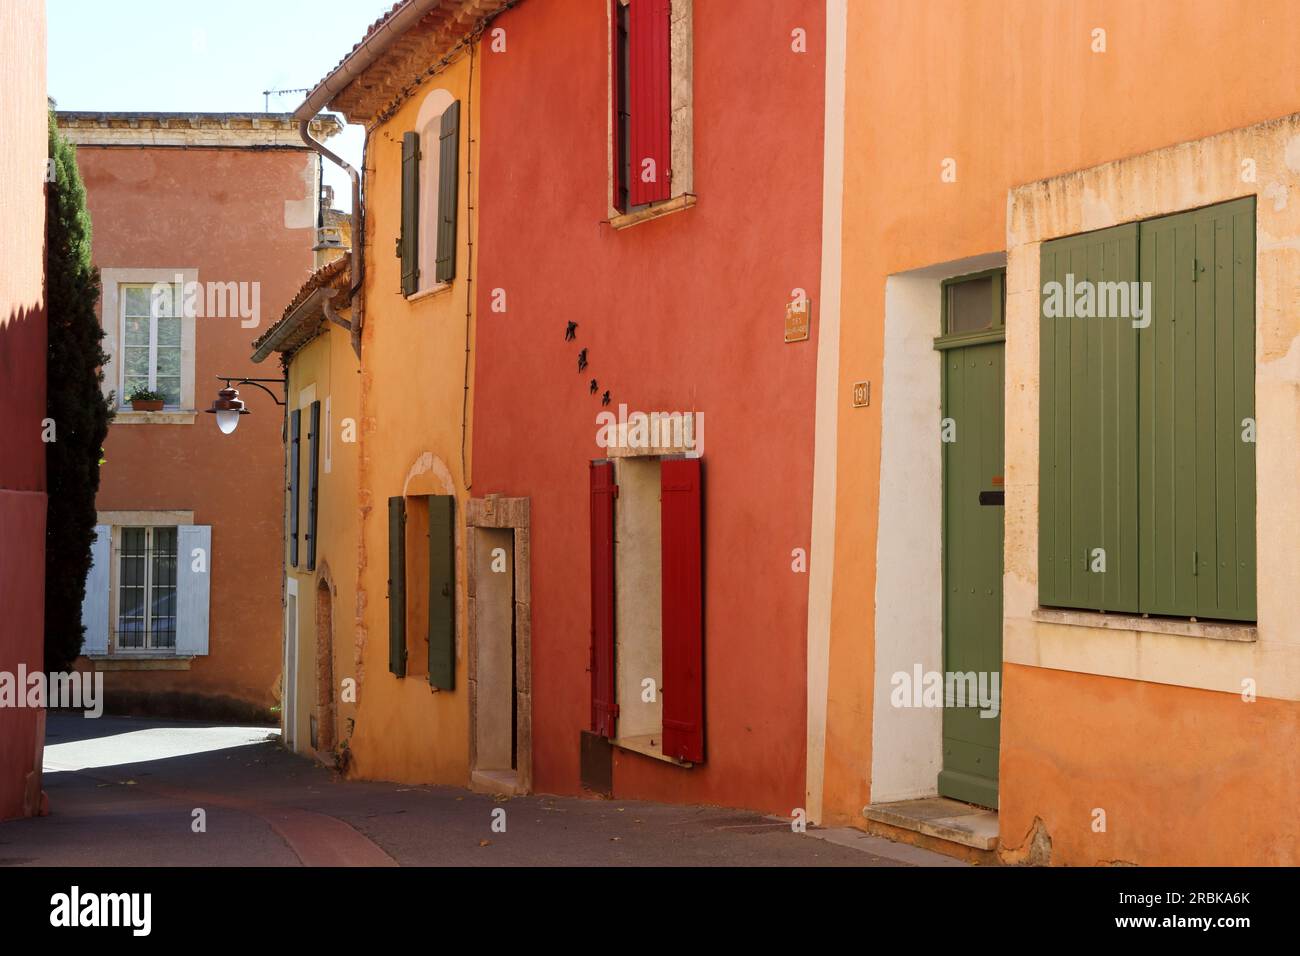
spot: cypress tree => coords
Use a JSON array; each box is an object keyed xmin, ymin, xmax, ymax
[{"xmin": 45, "ymin": 112, "xmax": 113, "ymax": 672}]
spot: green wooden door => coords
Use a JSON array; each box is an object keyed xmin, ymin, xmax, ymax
[{"xmin": 939, "ymin": 337, "xmax": 1004, "ymax": 809}]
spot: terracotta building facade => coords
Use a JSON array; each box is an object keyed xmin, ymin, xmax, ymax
[{"xmin": 65, "ymin": 112, "xmax": 340, "ymax": 719}]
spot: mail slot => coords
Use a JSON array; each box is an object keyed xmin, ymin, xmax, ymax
[{"xmin": 979, "ymin": 490, "xmax": 1004, "ymax": 506}]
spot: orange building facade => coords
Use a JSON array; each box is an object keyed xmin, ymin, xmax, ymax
[
  {"xmin": 259, "ymin": 4, "xmax": 490, "ymax": 784},
  {"xmin": 808, "ymin": 0, "xmax": 1300, "ymax": 865}
]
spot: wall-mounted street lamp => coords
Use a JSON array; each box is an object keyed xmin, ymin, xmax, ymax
[{"xmin": 206, "ymin": 376, "xmax": 286, "ymax": 434}]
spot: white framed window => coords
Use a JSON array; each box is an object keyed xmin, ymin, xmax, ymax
[
  {"xmin": 120, "ymin": 283, "xmax": 183, "ymax": 407},
  {"xmin": 99, "ymin": 267, "xmax": 199, "ymax": 417},
  {"xmin": 416, "ymin": 88, "xmax": 454, "ymax": 296},
  {"xmin": 117, "ymin": 526, "xmax": 179, "ymax": 651},
  {"xmin": 80, "ymin": 515, "xmax": 210, "ymax": 659}
]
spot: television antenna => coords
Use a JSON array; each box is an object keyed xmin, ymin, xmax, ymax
[{"xmin": 262, "ymin": 87, "xmax": 311, "ymax": 112}]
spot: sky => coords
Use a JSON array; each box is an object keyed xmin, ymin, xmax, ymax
[{"xmin": 47, "ymin": 0, "xmax": 399, "ymax": 211}]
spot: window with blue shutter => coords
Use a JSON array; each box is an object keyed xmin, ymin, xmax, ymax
[
  {"xmin": 289, "ymin": 408, "xmax": 301, "ymax": 568},
  {"xmin": 176, "ymin": 525, "xmax": 211, "ymax": 656},
  {"xmin": 306, "ymin": 400, "xmax": 320, "ymax": 571},
  {"xmin": 81, "ymin": 525, "xmax": 111, "ymax": 656}
]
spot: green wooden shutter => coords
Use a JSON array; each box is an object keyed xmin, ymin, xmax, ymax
[
  {"xmin": 289, "ymin": 408, "xmax": 301, "ymax": 568},
  {"xmin": 306, "ymin": 400, "xmax": 320, "ymax": 571},
  {"xmin": 427, "ymin": 494, "xmax": 456, "ymax": 689},
  {"xmin": 388, "ymin": 496, "xmax": 407, "ymax": 677},
  {"xmin": 435, "ymin": 100, "xmax": 460, "ymax": 285},
  {"xmin": 1137, "ymin": 197, "xmax": 1255, "ymax": 621},
  {"xmin": 400, "ymin": 131, "xmax": 419, "ymax": 296},
  {"xmin": 1038, "ymin": 223, "xmax": 1140, "ymax": 612}
]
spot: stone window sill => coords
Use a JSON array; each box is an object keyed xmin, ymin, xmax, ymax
[
  {"xmin": 612, "ymin": 733, "xmax": 693, "ymax": 767},
  {"xmin": 113, "ymin": 410, "xmax": 197, "ymax": 425},
  {"xmin": 405, "ymin": 282, "xmax": 452, "ymax": 303},
  {"xmin": 1032, "ymin": 607, "xmax": 1257, "ymax": 643},
  {"xmin": 608, "ymin": 193, "xmax": 697, "ymax": 231},
  {"xmin": 86, "ymin": 654, "xmax": 193, "ymax": 671}
]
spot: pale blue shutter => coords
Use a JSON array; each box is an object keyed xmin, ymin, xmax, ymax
[
  {"xmin": 176, "ymin": 525, "xmax": 211, "ymax": 656},
  {"xmin": 80, "ymin": 524, "xmax": 111, "ymax": 655}
]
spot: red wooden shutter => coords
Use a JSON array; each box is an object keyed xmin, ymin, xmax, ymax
[
  {"xmin": 590, "ymin": 461, "xmax": 617, "ymax": 738},
  {"xmin": 611, "ymin": 0, "xmax": 624, "ymax": 212},
  {"xmin": 661, "ymin": 457, "xmax": 703, "ymax": 763},
  {"xmin": 627, "ymin": 0, "xmax": 671, "ymax": 207}
]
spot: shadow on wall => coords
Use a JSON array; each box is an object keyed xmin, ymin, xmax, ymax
[
  {"xmin": 0, "ymin": 303, "xmax": 49, "ymax": 822},
  {"xmin": 97, "ymin": 689, "xmax": 279, "ymax": 727},
  {"xmin": 0, "ymin": 303, "xmax": 48, "ymax": 492}
]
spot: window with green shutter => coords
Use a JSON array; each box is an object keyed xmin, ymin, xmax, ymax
[
  {"xmin": 399, "ymin": 131, "xmax": 419, "ymax": 296},
  {"xmin": 427, "ymin": 495, "xmax": 456, "ymax": 690},
  {"xmin": 1136, "ymin": 198, "xmax": 1256, "ymax": 621},
  {"xmin": 1038, "ymin": 197, "xmax": 1256, "ymax": 622},
  {"xmin": 388, "ymin": 496, "xmax": 407, "ymax": 677},
  {"xmin": 1039, "ymin": 223, "xmax": 1140, "ymax": 613},
  {"xmin": 388, "ymin": 493, "xmax": 457, "ymax": 685},
  {"xmin": 435, "ymin": 100, "xmax": 460, "ymax": 285}
]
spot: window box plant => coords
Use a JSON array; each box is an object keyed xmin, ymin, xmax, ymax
[{"xmin": 127, "ymin": 387, "xmax": 167, "ymax": 412}]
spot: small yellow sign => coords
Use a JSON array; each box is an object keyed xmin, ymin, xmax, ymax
[{"xmin": 852, "ymin": 381, "xmax": 870, "ymax": 407}]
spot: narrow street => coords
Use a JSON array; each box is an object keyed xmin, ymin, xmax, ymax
[{"xmin": 0, "ymin": 715, "xmax": 961, "ymax": 867}]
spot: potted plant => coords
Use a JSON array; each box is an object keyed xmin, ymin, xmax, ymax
[{"xmin": 126, "ymin": 386, "xmax": 166, "ymax": 412}]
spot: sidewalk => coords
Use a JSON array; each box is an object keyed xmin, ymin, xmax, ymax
[{"xmin": 0, "ymin": 714, "xmax": 963, "ymax": 867}]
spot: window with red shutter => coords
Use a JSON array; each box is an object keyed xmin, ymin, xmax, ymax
[
  {"xmin": 612, "ymin": 0, "xmax": 672, "ymax": 211},
  {"xmin": 612, "ymin": 0, "xmax": 629, "ymax": 212},
  {"xmin": 589, "ymin": 454, "xmax": 704, "ymax": 765},
  {"xmin": 589, "ymin": 461, "xmax": 618, "ymax": 738},
  {"xmin": 660, "ymin": 456, "xmax": 703, "ymax": 763}
]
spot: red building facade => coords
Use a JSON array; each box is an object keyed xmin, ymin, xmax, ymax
[
  {"xmin": 0, "ymin": 0, "xmax": 49, "ymax": 821},
  {"xmin": 471, "ymin": 0, "xmax": 827, "ymax": 814}
]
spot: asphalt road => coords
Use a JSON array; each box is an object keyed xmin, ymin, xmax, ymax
[{"xmin": 0, "ymin": 714, "xmax": 962, "ymax": 867}]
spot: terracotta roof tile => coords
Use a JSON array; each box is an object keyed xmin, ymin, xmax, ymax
[{"xmin": 251, "ymin": 254, "xmax": 351, "ymax": 359}]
